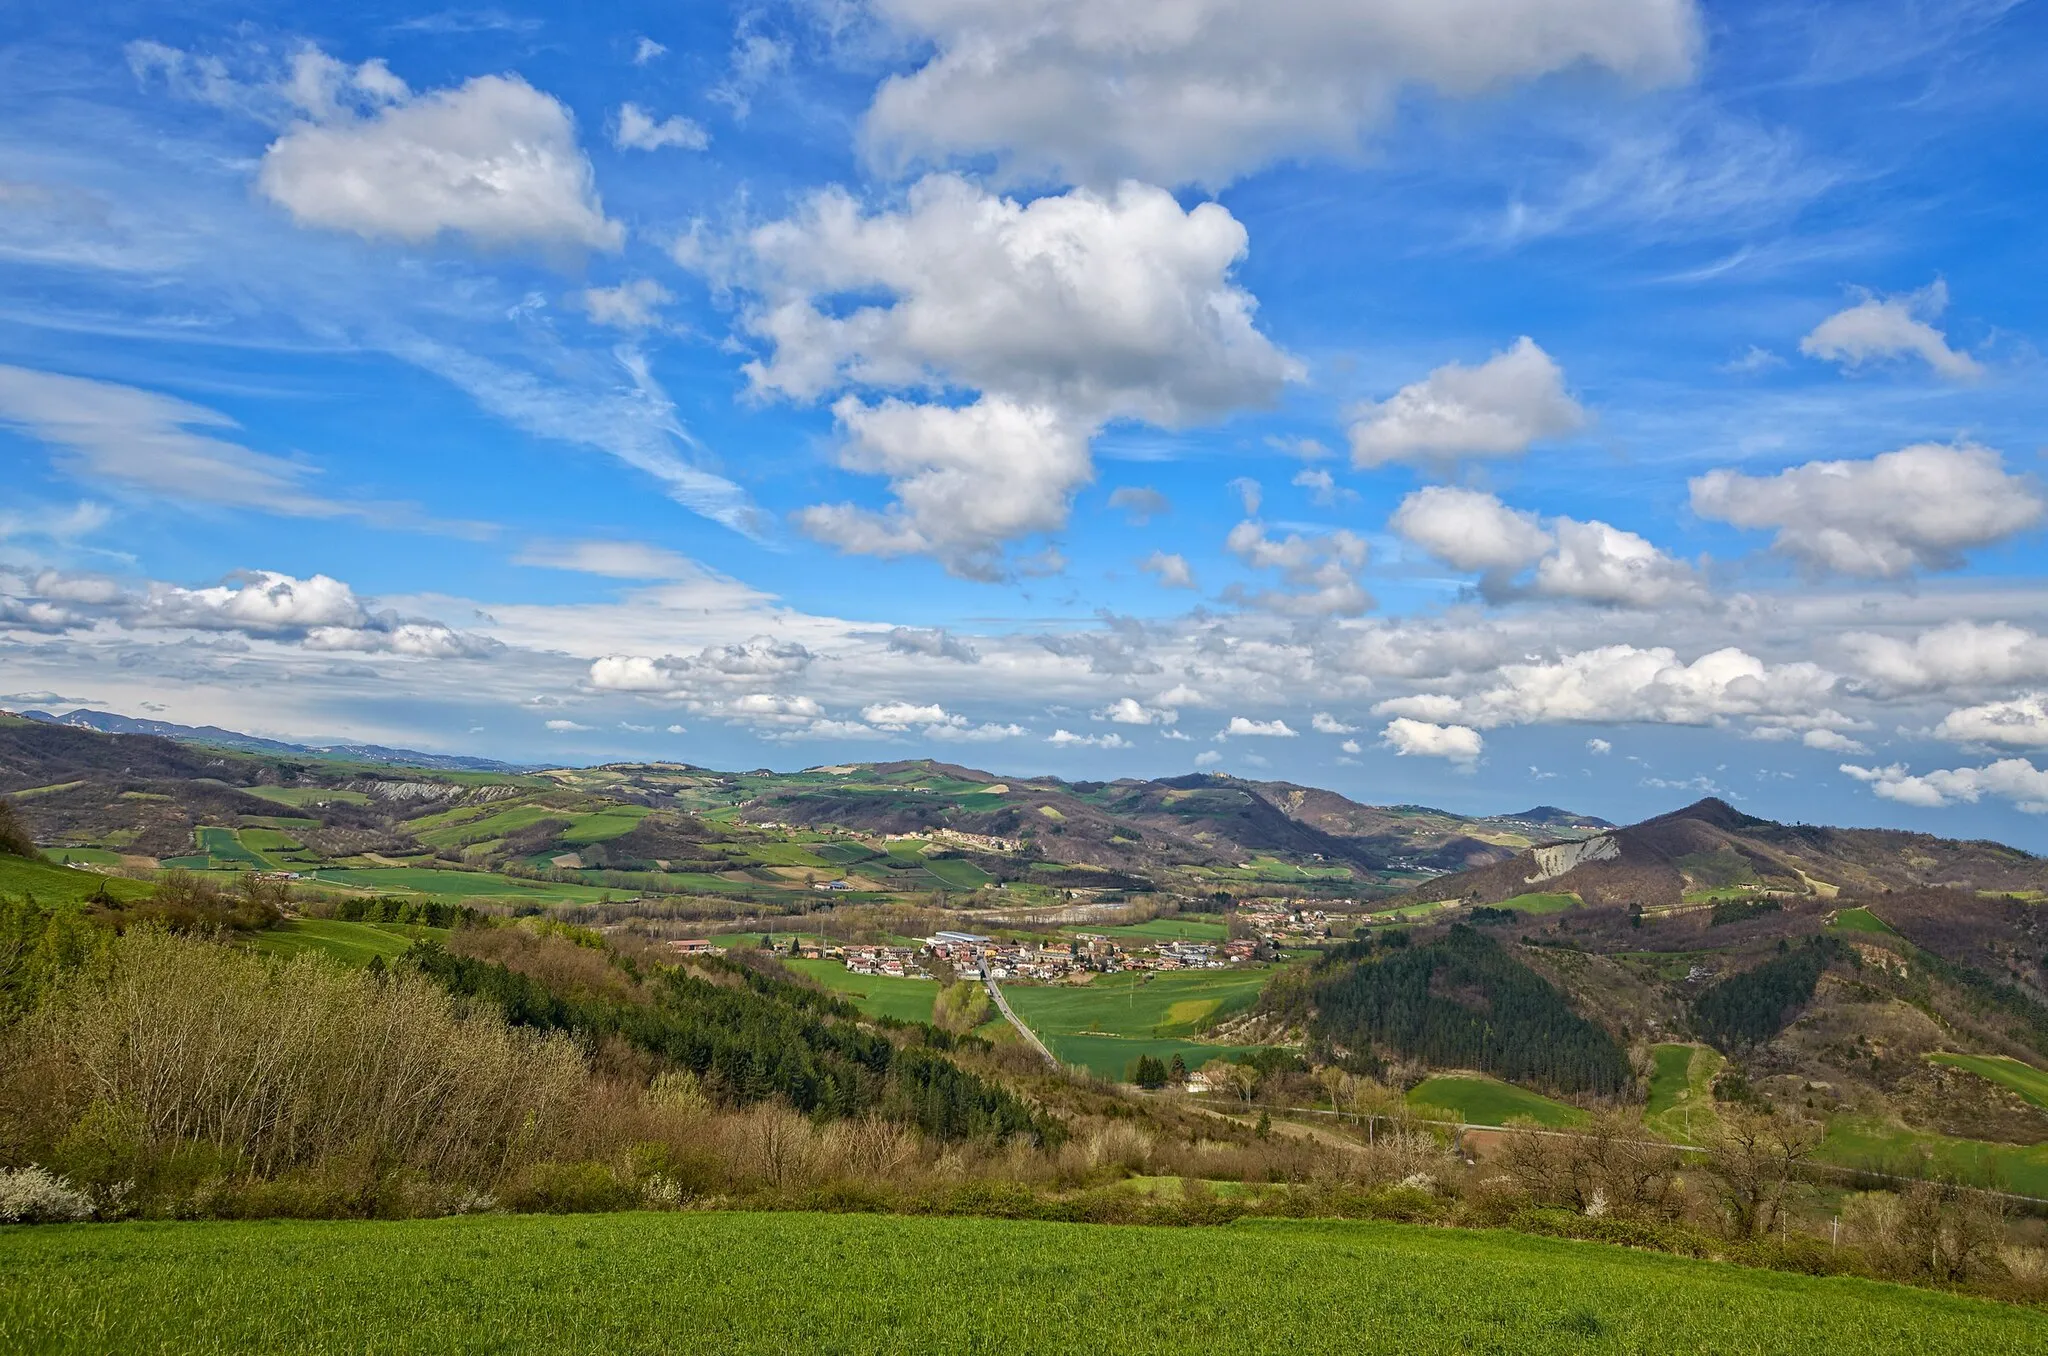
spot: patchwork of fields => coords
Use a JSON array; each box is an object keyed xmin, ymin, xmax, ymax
[{"xmin": 3, "ymin": 1212, "xmax": 2040, "ymax": 1354}]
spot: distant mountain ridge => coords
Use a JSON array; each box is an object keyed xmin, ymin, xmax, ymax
[
  {"xmin": 8, "ymin": 708, "xmax": 523, "ymax": 773},
  {"xmin": 1404, "ymin": 795, "xmax": 2047, "ymax": 906}
]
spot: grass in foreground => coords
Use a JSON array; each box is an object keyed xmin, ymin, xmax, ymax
[
  {"xmin": 1407, "ymin": 1075, "xmax": 1588, "ymax": 1128},
  {"xmin": 3, "ymin": 1211, "xmax": 2041, "ymax": 1355}
]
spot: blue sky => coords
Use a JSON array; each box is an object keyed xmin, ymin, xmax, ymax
[{"xmin": 6, "ymin": 1, "xmax": 2048, "ymax": 842}]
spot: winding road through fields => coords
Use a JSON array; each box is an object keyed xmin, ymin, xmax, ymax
[{"xmin": 984, "ymin": 977, "xmax": 1059, "ymax": 1067}]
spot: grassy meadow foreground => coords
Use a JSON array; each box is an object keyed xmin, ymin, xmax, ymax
[{"xmin": 6, "ymin": 1211, "xmax": 2044, "ymax": 1355}]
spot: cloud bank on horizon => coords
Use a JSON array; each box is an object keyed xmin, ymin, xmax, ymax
[{"xmin": 4, "ymin": 1, "xmax": 2048, "ymax": 841}]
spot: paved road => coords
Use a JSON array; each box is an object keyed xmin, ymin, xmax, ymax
[{"xmin": 984, "ymin": 977, "xmax": 1059, "ymax": 1067}]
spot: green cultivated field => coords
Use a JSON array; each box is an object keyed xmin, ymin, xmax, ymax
[
  {"xmin": 1829, "ymin": 906, "xmax": 1897, "ymax": 935},
  {"xmin": 3, "ymin": 1212, "xmax": 2041, "ymax": 1354},
  {"xmin": 195, "ymin": 826, "xmax": 264, "ymax": 868},
  {"xmin": 245, "ymin": 786, "xmax": 371, "ymax": 807},
  {"xmin": 245, "ymin": 919, "xmax": 448, "ymax": 966},
  {"xmin": 1929, "ymin": 1053, "xmax": 2048, "ymax": 1112},
  {"xmin": 1089, "ymin": 917, "xmax": 1230, "ymax": 943},
  {"xmin": 922, "ymin": 857, "xmax": 993, "ymax": 889},
  {"xmin": 1818, "ymin": 1117, "xmax": 2048, "ymax": 1198},
  {"xmin": 1001, "ymin": 968, "xmax": 1272, "ymax": 1077},
  {"xmin": 0, "ymin": 853, "xmax": 152, "ymax": 905},
  {"xmin": 1407, "ymin": 1075, "xmax": 1588, "ymax": 1128},
  {"xmin": 784, "ymin": 958, "xmax": 939, "ymax": 1024},
  {"xmin": 1645, "ymin": 1044, "xmax": 1724, "ymax": 1143},
  {"xmin": 1004, "ymin": 968, "xmax": 1268, "ymax": 1039},
  {"xmin": 305, "ymin": 867, "xmax": 619, "ymax": 904}
]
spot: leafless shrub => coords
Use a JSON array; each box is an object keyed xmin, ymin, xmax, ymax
[
  {"xmin": 7, "ymin": 929, "xmax": 586, "ymax": 1192},
  {"xmin": 1844, "ymin": 1183, "xmax": 2007, "ymax": 1284}
]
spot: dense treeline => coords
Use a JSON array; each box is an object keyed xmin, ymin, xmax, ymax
[
  {"xmin": 1691, "ymin": 938, "xmax": 1843, "ymax": 1051},
  {"xmin": 1308, "ymin": 926, "xmax": 1630, "ymax": 1095},
  {"xmin": 408, "ymin": 944, "xmax": 1051, "ymax": 1144},
  {"xmin": 316, "ymin": 896, "xmax": 484, "ymax": 929}
]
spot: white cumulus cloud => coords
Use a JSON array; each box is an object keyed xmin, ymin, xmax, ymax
[
  {"xmin": 1842, "ymin": 759, "xmax": 2048, "ymax": 814},
  {"xmin": 1224, "ymin": 520, "xmax": 1371, "ymax": 616},
  {"xmin": 1218, "ymin": 716, "xmax": 1298, "ymax": 738},
  {"xmin": 259, "ymin": 67, "xmax": 622, "ymax": 251},
  {"xmin": 1349, "ymin": 337, "xmax": 1586, "ymax": 470},
  {"xmin": 577, "ymin": 279, "xmax": 672, "ymax": 330},
  {"xmin": 1841, "ymin": 622, "xmax": 2048, "ymax": 696},
  {"xmin": 1099, "ymin": 698, "xmax": 1176, "ymax": 725},
  {"xmin": 614, "ymin": 103, "xmax": 709, "ymax": 152},
  {"xmin": 725, "ymin": 174, "xmax": 1300, "ymax": 576},
  {"xmin": 1690, "ymin": 442, "xmax": 2041, "ymax": 578},
  {"xmin": 1375, "ymin": 644, "xmax": 1836, "ymax": 731},
  {"xmin": 1391, "ymin": 487, "xmax": 1702, "ymax": 607},
  {"xmin": 1800, "ymin": 280, "xmax": 1980, "ymax": 382},
  {"xmin": 1140, "ymin": 551, "xmax": 1197, "ymax": 590},
  {"xmin": 859, "ymin": 0, "xmax": 1700, "ymax": 189},
  {"xmin": 1380, "ymin": 717, "xmax": 1485, "ymax": 764},
  {"xmin": 1047, "ymin": 728, "xmax": 1130, "ymax": 748},
  {"xmin": 1935, "ymin": 694, "xmax": 2048, "ymax": 750}
]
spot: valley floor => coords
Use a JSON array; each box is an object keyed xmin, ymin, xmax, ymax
[{"xmin": 3, "ymin": 1211, "xmax": 2043, "ymax": 1354}]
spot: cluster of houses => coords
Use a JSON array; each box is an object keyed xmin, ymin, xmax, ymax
[
  {"xmin": 672, "ymin": 918, "xmax": 1264, "ymax": 980},
  {"xmin": 1238, "ymin": 900, "xmax": 1332, "ymax": 947}
]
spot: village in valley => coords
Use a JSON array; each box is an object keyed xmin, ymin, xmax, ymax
[{"xmin": 670, "ymin": 901, "xmax": 1334, "ymax": 985}]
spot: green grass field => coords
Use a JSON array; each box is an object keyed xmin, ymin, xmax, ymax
[
  {"xmin": 555, "ymin": 807, "xmax": 651, "ymax": 845},
  {"xmin": 1406, "ymin": 1075, "xmax": 1588, "ymax": 1128},
  {"xmin": 1818, "ymin": 1116, "xmax": 2048, "ymax": 1198},
  {"xmin": 1000, "ymin": 968, "xmax": 1273, "ymax": 1078},
  {"xmin": 742, "ymin": 842, "xmax": 834, "ymax": 868},
  {"xmin": 3, "ymin": 1212, "xmax": 2039, "ymax": 1354},
  {"xmin": 1495, "ymin": 892, "xmax": 1580, "ymax": 915},
  {"xmin": 1645, "ymin": 1044, "xmax": 1724, "ymax": 1143},
  {"xmin": 246, "ymin": 919, "xmax": 447, "ymax": 966},
  {"xmin": 809, "ymin": 841, "xmax": 878, "ymax": 866},
  {"xmin": 43, "ymin": 847, "xmax": 126, "ymax": 867},
  {"xmin": 922, "ymin": 857, "xmax": 993, "ymax": 889},
  {"xmin": 1929, "ymin": 1053, "xmax": 2048, "ymax": 1112},
  {"xmin": 1003, "ymin": 968, "xmax": 1269, "ymax": 1040},
  {"xmin": 304, "ymin": 867, "xmax": 619, "ymax": 903},
  {"xmin": 783, "ymin": 958, "xmax": 939, "ymax": 1024},
  {"xmin": 195, "ymin": 826, "xmax": 264, "ymax": 869},
  {"xmin": 1829, "ymin": 906, "xmax": 1897, "ymax": 935},
  {"xmin": 1087, "ymin": 917, "xmax": 1230, "ymax": 943},
  {"xmin": 244, "ymin": 786, "xmax": 370, "ymax": 807},
  {"xmin": 0, "ymin": 853, "xmax": 153, "ymax": 905}
]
